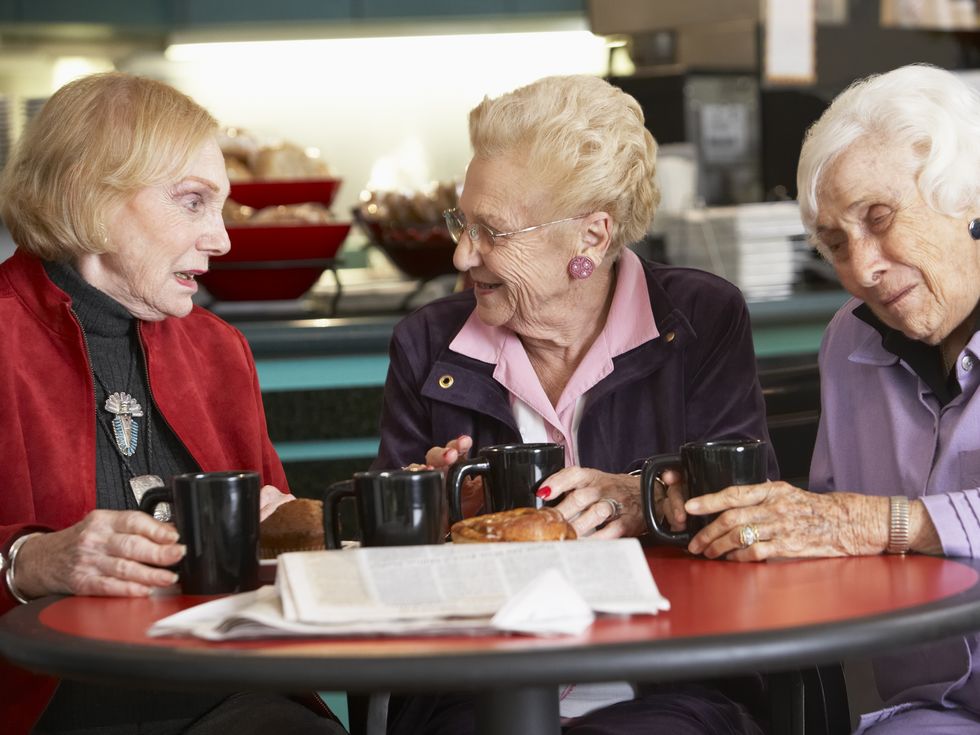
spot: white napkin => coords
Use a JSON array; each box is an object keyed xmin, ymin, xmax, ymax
[{"xmin": 490, "ymin": 568, "xmax": 595, "ymax": 636}]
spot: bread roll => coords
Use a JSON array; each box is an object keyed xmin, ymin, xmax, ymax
[
  {"xmin": 225, "ymin": 156, "xmax": 254, "ymax": 182},
  {"xmin": 249, "ymin": 202, "xmax": 334, "ymax": 225},
  {"xmin": 259, "ymin": 498, "xmax": 325, "ymax": 558},
  {"xmin": 451, "ymin": 507, "xmax": 576, "ymax": 543},
  {"xmin": 217, "ymin": 126, "xmax": 262, "ymax": 165},
  {"xmin": 252, "ymin": 143, "xmax": 332, "ymax": 180},
  {"xmin": 222, "ymin": 198, "xmax": 254, "ymax": 224}
]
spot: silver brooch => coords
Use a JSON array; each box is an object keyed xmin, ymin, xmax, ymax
[{"xmin": 105, "ymin": 392, "xmax": 144, "ymax": 457}]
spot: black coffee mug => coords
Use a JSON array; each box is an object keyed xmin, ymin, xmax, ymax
[
  {"xmin": 139, "ymin": 471, "xmax": 260, "ymax": 594},
  {"xmin": 322, "ymin": 468, "xmax": 446, "ymax": 548},
  {"xmin": 642, "ymin": 439, "xmax": 768, "ymax": 547},
  {"xmin": 447, "ymin": 442, "xmax": 564, "ymax": 523}
]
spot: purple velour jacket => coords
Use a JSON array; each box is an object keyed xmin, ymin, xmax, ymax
[{"xmin": 372, "ymin": 257, "xmax": 778, "ymax": 479}]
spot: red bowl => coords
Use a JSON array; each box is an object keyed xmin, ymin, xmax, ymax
[
  {"xmin": 361, "ymin": 220, "xmax": 459, "ymax": 280},
  {"xmin": 229, "ymin": 178, "xmax": 342, "ymax": 208},
  {"xmin": 199, "ymin": 222, "xmax": 350, "ymax": 301},
  {"xmin": 220, "ymin": 222, "xmax": 350, "ymax": 261}
]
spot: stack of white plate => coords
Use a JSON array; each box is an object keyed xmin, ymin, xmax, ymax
[{"xmin": 662, "ymin": 202, "xmax": 809, "ymax": 300}]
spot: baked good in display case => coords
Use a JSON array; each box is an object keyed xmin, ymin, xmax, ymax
[
  {"xmin": 450, "ymin": 507, "xmax": 577, "ymax": 544},
  {"xmin": 259, "ymin": 498, "xmax": 326, "ymax": 558},
  {"xmin": 354, "ymin": 181, "xmax": 461, "ymax": 281},
  {"xmin": 200, "ymin": 126, "xmax": 348, "ymax": 302}
]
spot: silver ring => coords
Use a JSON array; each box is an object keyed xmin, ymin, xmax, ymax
[
  {"xmin": 739, "ymin": 524, "xmax": 761, "ymax": 548},
  {"xmin": 595, "ymin": 497, "xmax": 624, "ymax": 522}
]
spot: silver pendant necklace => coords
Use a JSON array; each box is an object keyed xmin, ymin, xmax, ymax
[
  {"xmin": 104, "ymin": 391, "xmax": 143, "ymax": 457},
  {"xmin": 90, "ymin": 358, "xmax": 169, "ymax": 521}
]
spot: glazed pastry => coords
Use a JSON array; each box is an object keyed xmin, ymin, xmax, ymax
[{"xmin": 451, "ymin": 507, "xmax": 576, "ymax": 543}]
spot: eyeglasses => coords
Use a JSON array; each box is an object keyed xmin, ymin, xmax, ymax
[{"xmin": 443, "ymin": 208, "xmax": 589, "ymax": 250}]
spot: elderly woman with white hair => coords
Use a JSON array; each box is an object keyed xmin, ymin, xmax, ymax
[
  {"xmin": 680, "ymin": 64, "xmax": 980, "ymax": 733},
  {"xmin": 376, "ymin": 74, "xmax": 775, "ymax": 734}
]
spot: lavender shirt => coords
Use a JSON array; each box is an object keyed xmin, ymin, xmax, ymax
[{"xmin": 810, "ymin": 298, "xmax": 980, "ymax": 731}]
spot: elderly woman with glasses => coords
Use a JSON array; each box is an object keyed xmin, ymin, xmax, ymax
[{"xmin": 374, "ymin": 74, "xmax": 774, "ymax": 735}]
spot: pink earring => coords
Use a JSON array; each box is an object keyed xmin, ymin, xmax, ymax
[{"xmin": 567, "ymin": 255, "xmax": 595, "ymax": 280}]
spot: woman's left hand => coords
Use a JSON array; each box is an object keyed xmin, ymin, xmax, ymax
[
  {"xmin": 685, "ymin": 480, "xmax": 887, "ymax": 561},
  {"xmin": 542, "ymin": 467, "xmax": 644, "ymax": 539},
  {"xmin": 259, "ymin": 485, "xmax": 295, "ymax": 522}
]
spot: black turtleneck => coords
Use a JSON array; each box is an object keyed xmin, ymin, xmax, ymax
[{"xmin": 43, "ymin": 260, "xmax": 198, "ymax": 511}]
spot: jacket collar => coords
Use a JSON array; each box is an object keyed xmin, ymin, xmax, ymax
[
  {"xmin": 1, "ymin": 250, "xmax": 81, "ymax": 339},
  {"xmin": 420, "ymin": 257, "xmax": 695, "ymax": 426}
]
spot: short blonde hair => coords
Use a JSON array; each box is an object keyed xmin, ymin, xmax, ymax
[
  {"xmin": 468, "ymin": 75, "xmax": 660, "ymax": 258},
  {"xmin": 0, "ymin": 71, "xmax": 218, "ymax": 261},
  {"xmin": 798, "ymin": 63, "xmax": 980, "ymax": 238}
]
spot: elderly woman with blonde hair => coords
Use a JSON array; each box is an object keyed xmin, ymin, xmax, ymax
[
  {"xmin": 375, "ymin": 74, "xmax": 774, "ymax": 734},
  {"xmin": 679, "ymin": 64, "xmax": 980, "ymax": 734},
  {"xmin": 0, "ymin": 72, "xmax": 340, "ymax": 735}
]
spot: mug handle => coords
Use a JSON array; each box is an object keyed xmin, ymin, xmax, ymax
[
  {"xmin": 641, "ymin": 454, "xmax": 692, "ymax": 547},
  {"xmin": 446, "ymin": 457, "xmax": 490, "ymax": 524},
  {"xmin": 322, "ymin": 480, "xmax": 356, "ymax": 550},
  {"xmin": 138, "ymin": 486, "xmax": 171, "ymax": 517}
]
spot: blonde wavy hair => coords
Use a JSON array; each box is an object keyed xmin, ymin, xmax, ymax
[
  {"xmin": 0, "ymin": 71, "xmax": 218, "ymax": 261},
  {"xmin": 468, "ymin": 74, "xmax": 660, "ymax": 259}
]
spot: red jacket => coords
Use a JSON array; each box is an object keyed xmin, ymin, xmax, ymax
[{"xmin": 0, "ymin": 249, "xmax": 289, "ymax": 733}]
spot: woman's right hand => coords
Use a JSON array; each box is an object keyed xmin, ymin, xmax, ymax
[
  {"xmin": 424, "ymin": 434, "xmax": 473, "ymax": 468},
  {"xmin": 657, "ymin": 468, "xmax": 689, "ymax": 531},
  {"xmin": 424, "ymin": 435, "xmax": 483, "ymax": 519},
  {"xmin": 12, "ymin": 510, "xmax": 186, "ymax": 600}
]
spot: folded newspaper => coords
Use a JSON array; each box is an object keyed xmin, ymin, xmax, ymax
[{"xmin": 149, "ymin": 538, "xmax": 670, "ymax": 641}]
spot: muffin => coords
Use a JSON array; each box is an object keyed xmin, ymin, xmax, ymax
[{"xmin": 259, "ymin": 498, "xmax": 325, "ymax": 558}]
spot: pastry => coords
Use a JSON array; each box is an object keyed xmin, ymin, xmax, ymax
[
  {"xmin": 249, "ymin": 202, "xmax": 334, "ymax": 225},
  {"xmin": 224, "ymin": 156, "xmax": 254, "ymax": 182},
  {"xmin": 222, "ymin": 198, "xmax": 254, "ymax": 224},
  {"xmin": 259, "ymin": 498, "xmax": 325, "ymax": 558},
  {"xmin": 252, "ymin": 143, "xmax": 331, "ymax": 180},
  {"xmin": 451, "ymin": 507, "xmax": 576, "ymax": 543}
]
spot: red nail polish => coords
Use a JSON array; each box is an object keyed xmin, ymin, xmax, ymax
[{"xmin": 536, "ymin": 486, "xmax": 552, "ymax": 499}]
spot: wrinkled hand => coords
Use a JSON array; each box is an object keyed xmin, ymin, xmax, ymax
[
  {"xmin": 543, "ymin": 467, "xmax": 645, "ymax": 539},
  {"xmin": 685, "ymin": 481, "xmax": 887, "ymax": 561},
  {"xmin": 14, "ymin": 510, "xmax": 186, "ymax": 599},
  {"xmin": 653, "ymin": 468, "xmax": 688, "ymax": 532},
  {"xmin": 425, "ymin": 434, "xmax": 473, "ymax": 468},
  {"xmin": 259, "ymin": 485, "xmax": 294, "ymax": 522},
  {"xmin": 425, "ymin": 435, "xmax": 484, "ymax": 519}
]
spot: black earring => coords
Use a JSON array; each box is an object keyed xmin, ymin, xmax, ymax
[{"xmin": 970, "ymin": 219, "xmax": 980, "ymax": 240}]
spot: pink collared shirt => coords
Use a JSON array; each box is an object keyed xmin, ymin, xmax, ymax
[
  {"xmin": 449, "ymin": 249, "xmax": 659, "ymax": 467},
  {"xmin": 449, "ymin": 248, "xmax": 659, "ymax": 719}
]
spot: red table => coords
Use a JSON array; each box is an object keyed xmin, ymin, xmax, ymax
[{"xmin": 2, "ymin": 547, "xmax": 979, "ymax": 735}]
